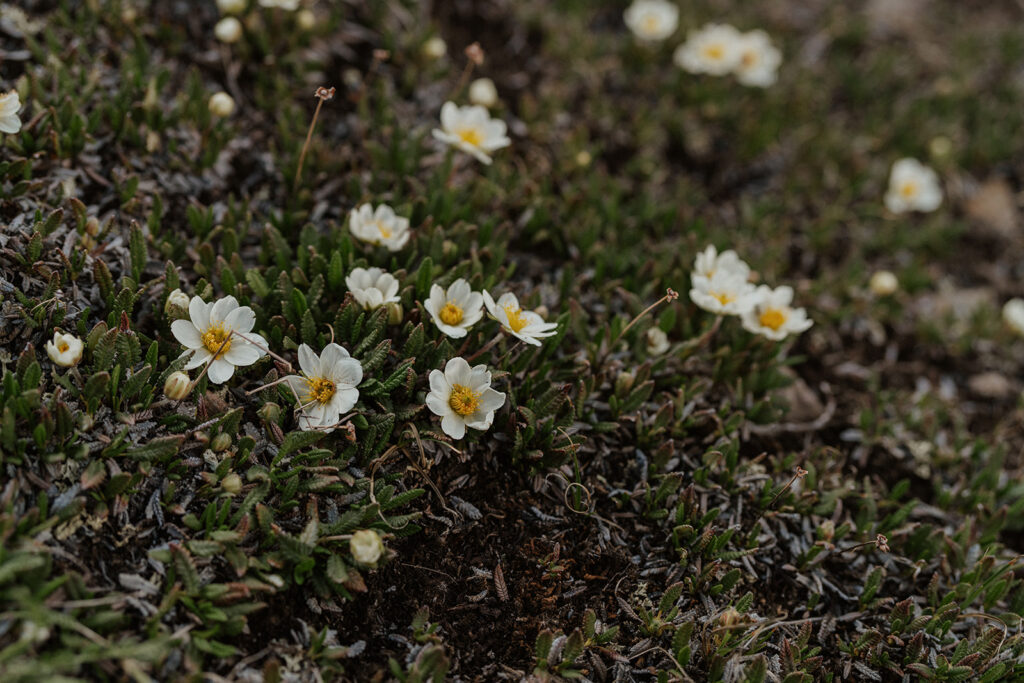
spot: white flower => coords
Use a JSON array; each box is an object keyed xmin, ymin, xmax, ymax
[
  {"xmin": 350, "ymin": 529, "xmax": 384, "ymax": 566},
  {"xmin": 208, "ymin": 92, "xmax": 236, "ymax": 117},
  {"xmin": 692, "ymin": 245, "xmax": 750, "ymax": 288},
  {"xmin": 468, "ymin": 77, "xmax": 499, "ymax": 108},
  {"xmin": 346, "ymin": 267, "xmax": 400, "ymax": 310},
  {"xmin": 623, "ymin": 0, "xmax": 679, "ymax": 42},
  {"xmin": 741, "ymin": 285, "xmax": 813, "ymax": 340},
  {"xmin": 217, "ymin": 0, "xmax": 246, "ymax": 12},
  {"xmin": 482, "ymin": 291, "xmax": 559, "ymax": 346},
  {"xmin": 45, "ymin": 332, "xmax": 83, "ymax": 367},
  {"xmin": 422, "ymin": 36, "xmax": 447, "ymax": 59},
  {"xmin": 690, "ymin": 270, "xmax": 755, "ymax": 316},
  {"xmin": 426, "ymin": 357, "xmax": 506, "ymax": 440},
  {"xmin": 258, "ymin": 0, "xmax": 299, "ymax": 9},
  {"xmin": 171, "ymin": 295, "xmax": 267, "ymax": 384},
  {"xmin": 869, "ymin": 270, "xmax": 899, "ymax": 297},
  {"xmin": 646, "ymin": 327, "xmax": 670, "ymax": 355},
  {"xmin": 0, "ymin": 90, "xmax": 22, "ymax": 135},
  {"xmin": 297, "ymin": 9, "xmax": 316, "ymax": 30},
  {"xmin": 214, "ymin": 16, "xmax": 243, "ymax": 43},
  {"xmin": 432, "ymin": 101, "xmax": 511, "ymax": 165},
  {"xmin": 884, "ymin": 158, "xmax": 942, "ymax": 214},
  {"xmin": 425, "ymin": 279, "xmax": 484, "ymax": 339},
  {"xmin": 348, "ymin": 203, "xmax": 411, "ymax": 252},
  {"xmin": 674, "ymin": 23, "xmax": 743, "ymax": 76},
  {"xmin": 1003, "ymin": 299, "xmax": 1024, "ymax": 337},
  {"xmin": 284, "ymin": 343, "xmax": 362, "ymax": 432},
  {"xmin": 733, "ymin": 30, "xmax": 782, "ymax": 87}
]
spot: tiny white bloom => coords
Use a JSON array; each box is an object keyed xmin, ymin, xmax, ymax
[
  {"xmin": 258, "ymin": 0, "xmax": 299, "ymax": 9},
  {"xmin": 741, "ymin": 285, "xmax": 813, "ymax": 340},
  {"xmin": 425, "ymin": 279, "xmax": 484, "ymax": 339},
  {"xmin": 346, "ymin": 267, "xmax": 400, "ymax": 310},
  {"xmin": 208, "ymin": 91, "xmax": 236, "ymax": 117},
  {"xmin": 690, "ymin": 270, "xmax": 755, "ymax": 316},
  {"xmin": 1003, "ymin": 298, "xmax": 1024, "ymax": 337},
  {"xmin": 646, "ymin": 327, "xmax": 670, "ymax": 356},
  {"xmin": 884, "ymin": 158, "xmax": 942, "ymax": 214},
  {"xmin": 297, "ymin": 8, "xmax": 316, "ymax": 30},
  {"xmin": 350, "ymin": 529, "xmax": 384, "ymax": 566},
  {"xmin": 284, "ymin": 343, "xmax": 362, "ymax": 432},
  {"xmin": 348, "ymin": 203, "xmax": 411, "ymax": 252},
  {"xmin": 432, "ymin": 101, "xmax": 511, "ymax": 165},
  {"xmin": 0, "ymin": 90, "xmax": 22, "ymax": 135},
  {"xmin": 692, "ymin": 245, "xmax": 751, "ymax": 288},
  {"xmin": 674, "ymin": 23, "xmax": 743, "ymax": 76},
  {"xmin": 426, "ymin": 357, "xmax": 506, "ymax": 440},
  {"xmin": 869, "ymin": 270, "xmax": 899, "ymax": 297},
  {"xmin": 217, "ymin": 0, "xmax": 246, "ymax": 12},
  {"xmin": 468, "ymin": 77, "xmax": 499, "ymax": 108},
  {"xmin": 171, "ymin": 295, "xmax": 267, "ymax": 384},
  {"xmin": 422, "ymin": 36, "xmax": 447, "ymax": 59},
  {"xmin": 733, "ymin": 30, "xmax": 782, "ymax": 88},
  {"xmin": 214, "ymin": 16, "xmax": 243, "ymax": 43},
  {"xmin": 623, "ymin": 0, "xmax": 679, "ymax": 42},
  {"xmin": 482, "ymin": 291, "xmax": 559, "ymax": 346},
  {"xmin": 46, "ymin": 332, "xmax": 83, "ymax": 367}
]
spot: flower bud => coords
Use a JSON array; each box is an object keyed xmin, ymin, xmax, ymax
[
  {"xmin": 350, "ymin": 529, "xmax": 385, "ymax": 566},
  {"xmin": 259, "ymin": 401, "xmax": 282, "ymax": 424},
  {"xmin": 615, "ymin": 371, "xmax": 635, "ymax": 395},
  {"xmin": 85, "ymin": 215, "xmax": 101, "ymax": 236},
  {"xmin": 575, "ymin": 150, "xmax": 592, "ymax": 167},
  {"xmin": 646, "ymin": 327, "xmax": 670, "ymax": 356},
  {"xmin": 869, "ymin": 270, "xmax": 898, "ymax": 297},
  {"xmin": 208, "ymin": 91, "xmax": 236, "ymax": 118},
  {"xmin": 164, "ymin": 371, "xmax": 191, "ymax": 400},
  {"xmin": 929, "ymin": 135, "xmax": 952, "ymax": 160},
  {"xmin": 221, "ymin": 473, "xmax": 242, "ymax": 494},
  {"xmin": 214, "ymin": 16, "xmax": 243, "ymax": 43},
  {"xmin": 165, "ymin": 288, "xmax": 191, "ymax": 319},
  {"xmin": 46, "ymin": 332, "xmax": 84, "ymax": 368},
  {"xmin": 719, "ymin": 607, "xmax": 741, "ymax": 628},
  {"xmin": 297, "ymin": 8, "xmax": 316, "ymax": 30},
  {"xmin": 211, "ymin": 433, "xmax": 232, "ymax": 452},
  {"xmin": 468, "ymin": 77, "xmax": 498, "ymax": 108},
  {"xmin": 819, "ymin": 519, "xmax": 835, "ymax": 543},
  {"xmin": 387, "ymin": 301, "xmax": 404, "ymax": 325},
  {"xmin": 1004, "ymin": 298, "xmax": 1024, "ymax": 337},
  {"xmin": 422, "ymin": 36, "xmax": 447, "ymax": 59}
]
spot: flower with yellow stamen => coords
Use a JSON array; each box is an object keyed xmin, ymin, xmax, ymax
[
  {"xmin": 346, "ymin": 267, "xmax": 400, "ymax": 310},
  {"xmin": 171, "ymin": 295, "xmax": 267, "ymax": 384},
  {"xmin": 348, "ymin": 203, "xmax": 411, "ymax": 252},
  {"xmin": 482, "ymin": 291, "xmax": 559, "ymax": 346},
  {"xmin": 733, "ymin": 30, "xmax": 782, "ymax": 88},
  {"xmin": 425, "ymin": 278, "xmax": 484, "ymax": 339},
  {"xmin": 426, "ymin": 357, "xmax": 505, "ymax": 440},
  {"xmin": 674, "ymin": 23, "xmax": 742, "ymax": 76},
  {"xmin": 690, "ymin": 270, "xmax": 755, "ymax": 316},
  {"xmin": 623, "ymin": 0, "xmax": 678, "ymax": 42},
  {"xmin": 741, "ymin": 285, "xmax": 813, "ymax": 340},
  {"xmin": 46, "ymin": 331, "xmax": 83, "ymax": 367},
  {"xmin": 284, "ymin": 343, "xmax": 362, "ymax": 432},
  {"xmin": 432, "ymin": 101, "xmax": 511, "ymax": 165},
  {"xmin": 692, "ymin": 245, "xmax": 750, "ymax": 288},
  {"xmin": 884, "ymin": 158, "xmax": 942, "ymax": 214}
]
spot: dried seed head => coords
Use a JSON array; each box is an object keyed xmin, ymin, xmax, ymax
[
  {"xmin": 665, "ymin": 287, "xmax": 679, "ymax": 300},
  {"xmin": 314, "ymin": 86, "xmax": 336, "ymax": 101},
  {"xmin": 876, "ymin": 534, "xmax": 889, "ymax": 553},
  {"xmin": 465, "ymin": 42, "xmax": 484, "ymax": 65},
  {"xmin": 372, "ymin": 49, "xmax": 390, "ymax": 62},
  {"xmin": 796, "ymin": 466, "xmax": 808, "ymax": 478}
]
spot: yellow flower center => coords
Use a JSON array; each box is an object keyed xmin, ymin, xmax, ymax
[
  {"xmin": 376, "ymin": 222, "xmax": 392, "ymax": 239},
  {"xmin": 900, "ymin": 181, "xmax": 918, "ymax": 198},
  {"xmin": 711, "ymin": 291, "xmax": 735, "ymax": 306},
  {"xmin": 457, "ymin": 127, "xmax": 483, "ymax": 147},
  {"xmin": 704, "ymin": 44, "xmax": 725, "ymax": 60},
  {"xmin": 741, "ymin": 50, "xmax": 758, "ymax": 67},
  {"xmin": 643, "ymin": 15, "xmax": 660, "ymax": 32},
  {"xmin": 306, "ymin": 377, "xmax": 336, "ymax": 404},
  {"xmin": 58, "ymin": 342, "xmax": 69, "ymax": 353},
  {"xmin": 449, "ymin": 383, "xmax": 480, "ymax": 416},
  {"xmin": 759, "ymin": 308, "xmax": 787, "ymax": 331},
  {"xmin": 439, "ymin": 302, "xmax": 464, "ymax": 326},
  {"xmin": 201, "ymin": 324, "xmax": 232, "ymax": 358},
  {"xmin": 503, "ymin": 304, "xmax": 529, "ymax": 333}
]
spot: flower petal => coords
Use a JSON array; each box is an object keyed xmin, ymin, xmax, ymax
[
  {"xmin": 207, "ymin": 358, "xmax": 236, "ymax": 384},
  {"xmin": 171, "ymin": 319, "xmax": 203, "ymax": 349},
  {"xmin": 298, "ymin": 344, "xmax": 320, "ymax": 378}
]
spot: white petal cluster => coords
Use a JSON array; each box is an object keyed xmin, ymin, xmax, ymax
[
  {"xmin": 350, "ymin": 529, "xmax": 384, "ymax": 566},
  {"xmin": 690, "ymin": 270, "xmax": 755, "ymax": 316},
  {"xmin": 171, "ymin": 295, "xmax": 267, "ymax": 384},
  {"xmin": 468, "ymin": 78, "xmax": 499, "ymax": 108},
  {"xmin": 425, "ymin": 279, "xmax": 484, "ymax": 338},
  {"xmin": 0, "ymin": 91, "xmax": 22, "ymax": 135},
  {"xmin": 675, "ymin": 25, "xmax": 781, "ymax": 87},
  {"xmin": 426, "ymin": 357, "xmax": 506, "ymax": 439},
  {"xmin": 1003, "ymin": 299, "xmax": 1024, "ymax": 337},
  {"xmin": 46, "ymin": 332, "xmax": 84, "ymax": 367},
  {"xmin": 741, "ymin": 285, "xmax": 813, "ymax": 340},
  {"xmin": 432, "ymin": 102, "xmax": 511, "ymax": 165},
  {"xmin": 884, "ymin": 158, "xmax": 942, "ymax": 214},
  {"xmin": 483, "ymin": 291, "xmax": 558, "ymax": 346},
  {"xmin": 284, "ymin": 343, "xmax": 362, "ymax": 432},
  {"xmin": 733, "ymin": 30, "xmax": 782, "ymax": 87},
  {"xmin": 346, "ymin": 267, "xmax": 400, "ymax": 310},
  {"xmin": 623, "ymin": 0, "xmax": 679, "ymax": 42},
  {"xmin": 258, "ymin": 0, "xmax": 299, "ymax": 9},
  {"xmin": 348, "ymin": 203, "xmax": 411, "ymax": 251}
]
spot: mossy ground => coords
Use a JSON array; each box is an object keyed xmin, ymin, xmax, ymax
[{"xmin": 3, "ymin": 1, "xmax": 1024, "ymax": 681}]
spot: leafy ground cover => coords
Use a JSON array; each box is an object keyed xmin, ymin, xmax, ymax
[{"xmin": 3, "ymin": 0, "xmax": 1024, "ymax": 680}]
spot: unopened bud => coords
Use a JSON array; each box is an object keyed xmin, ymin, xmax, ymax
[
  {"xmin": 615, "ymin": 371, "xmax": 635, "ymax": 395},
  {"xmin": 422, "ymin": 36, "xmax": 447, "ymax": 59},
  {"xmin": 719, "ymin": 607, "xmax": 741, "ymax": 628},
  {"xmin": 297, "ymin": 9, "xmax": 316, "ymax": 30},
  {"xmin": 221, "ymin": 473, "xmax": 242, "ymax": 494},
  {"xmin": 208, "ymin": 91, "xmax": 236, "ymax": 118},
  {"xmin": 869, "ymin": 270, "xmax": 898, "ymax": 297},
  {"xmin": 259, "ymin": 402, "xmax": 282, "ymax": 424},
  {"xmin": 387, "ymin": 301, "xmax": 404, "ymax": 325},
  {"xmin": 164, "ymin": 371, "xmax": 191, "ymax": 400},
  {"xmin": 468, "ymin": 77, "xmax": 498, "ymax": 108},
  {"xmin": 165, "ymin": 288, "xmax": 191, "ymax": 319},
  {"xmin": 214, "ymin": 16, "xmax": 242, "ymax": 43},
  {"xmin": 211, "ymin": 433, "xmax": 232, "ymax": 452}
]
